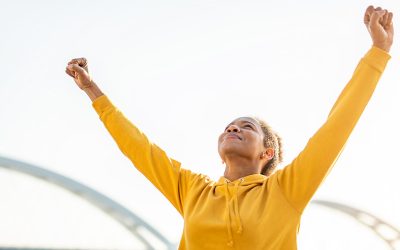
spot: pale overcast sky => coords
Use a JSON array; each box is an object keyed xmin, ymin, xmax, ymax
[{"xmin": 0, "ymin": 0, "xmax": 399, "ymax": 249}]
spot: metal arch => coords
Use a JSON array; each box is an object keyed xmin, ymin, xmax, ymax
[
  {"xmin": 0, "ymin": 156, "xmax": 176, "ymax": 250},
  {"xmin": 312, "ymin": 200, "xmax": 400, "ymax": 250}
]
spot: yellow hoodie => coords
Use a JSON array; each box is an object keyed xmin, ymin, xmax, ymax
[{"xmin": 92, "ymin": 47, "xmax": 390, "ymax": 250}]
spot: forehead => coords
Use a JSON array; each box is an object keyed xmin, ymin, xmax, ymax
[{"xmin": 228, "ymin": 117, "xmax": 261, "ymax": 128}]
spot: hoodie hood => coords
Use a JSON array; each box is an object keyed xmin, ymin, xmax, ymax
[{"xmin": 215, "ymin": 173, "xmax": 267, "ymax": 186}]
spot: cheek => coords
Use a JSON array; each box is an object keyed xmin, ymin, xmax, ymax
[
  {"xmin": 248, "ymin": 135, "xmax": 265, "ymax": 151},
  {"xmin": 218, "ymin": 134, "xmax": 223, "ymax": 144},
  {"xmin": 217, "ymin": 134, "xmax": 224, "ymax": 149},
  {"xmin": 256, "ymin": 136, "xmax": 265, "ymax": 147},
  {"xmin": 258, "ymin": 138, "xmax": 266, "ymax": 151}
]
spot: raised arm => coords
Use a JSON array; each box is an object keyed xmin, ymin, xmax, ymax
[
  {"xmin": 275, "ymin": 6, "xmax": 393, "ymax": 213},
  {"xmin": 65, "ymin": 59, "xmax": 197, "ymax": 215}
]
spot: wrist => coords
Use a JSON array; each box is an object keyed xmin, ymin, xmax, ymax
[
  {"xmin": 373, "ymin": 42, "xmax": 391, "ymax": 53},
  {"xmin": 83, "ymin": 82, "xmax": 104, "ymax": 102}
]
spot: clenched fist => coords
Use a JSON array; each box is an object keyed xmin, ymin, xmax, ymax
[
  {"xmin": 364, "ymin": 6, "xmax": 394, "ymax": 52},
  {"xmin": 66, "ymin": 58, "xmax": 104, "ymax": 101},
  {"xmin": 65, "ymin": 58, "xmax": 94, "ymax": 90}
]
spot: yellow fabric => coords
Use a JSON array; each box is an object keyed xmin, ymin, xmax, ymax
[{"xmin": 92, "ymin": 46, "xmax": 390, "ymax": 250}]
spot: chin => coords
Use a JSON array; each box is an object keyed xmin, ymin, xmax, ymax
[{"xmin": 219, "ymin": 143, "xmax": 245, "ymax": 158}]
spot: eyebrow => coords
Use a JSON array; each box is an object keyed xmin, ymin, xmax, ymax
[{"xmin": 225, "ymin": 120, "xmax": 258, "ymax": 129}]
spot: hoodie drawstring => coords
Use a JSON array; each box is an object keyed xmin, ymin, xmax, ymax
[
  {"xmin": 224, "ymin": 180, "xmax": 234, "ymax": 247},
  {"xmin": 224, "ymin": 178, "xmax": 244, "ymax": 247},
  {"xmin": 233, "ymin": 181, "xmax": 243, "ymax": 234}
]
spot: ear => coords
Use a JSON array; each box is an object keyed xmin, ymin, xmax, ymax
[{"xmin": 261, "ymin": 148, "xmax": 274, "ymax": 160}]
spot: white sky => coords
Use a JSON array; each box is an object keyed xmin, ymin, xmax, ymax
[{"xmin": 0, "ymin": 0, "xmax": 399, "ymax": 249}]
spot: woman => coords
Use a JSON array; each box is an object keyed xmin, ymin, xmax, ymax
[{"xmin": 65, "ymin": 6, "xmax": 393, "ymax": 250}]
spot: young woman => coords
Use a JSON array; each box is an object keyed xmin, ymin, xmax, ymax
[{"xmin": 65, "ymin": 6, "xmax": 393, "ymax": 250}]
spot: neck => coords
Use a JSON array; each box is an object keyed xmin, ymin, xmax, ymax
[{"xmin": 223, "ymin": 156, "xmax": 262, "ymax": 181}]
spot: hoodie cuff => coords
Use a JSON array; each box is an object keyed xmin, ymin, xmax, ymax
[{"xmin": 363, "ymin": 46, "xmax": 391, "ymax": 73}]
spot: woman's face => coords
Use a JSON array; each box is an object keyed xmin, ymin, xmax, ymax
[{"xmin": 218, "ymin": 117, "xmax": 266, "ymax": 163}]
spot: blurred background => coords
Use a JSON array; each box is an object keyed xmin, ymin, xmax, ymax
[{"xmin": 0, "ymin": 0, "xmax": 399, "ymax": 249}]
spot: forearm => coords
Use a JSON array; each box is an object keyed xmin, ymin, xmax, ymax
[
  {"xmin": 328, "ymin": 46, "xmax": 390, "ymax": 124},
  {"xmin": 277, "ymin": 46, "xmax": 391, "ymax": 211},
  {"xmin": 83, "ymin": 82, "xmax": 104, "ymax": 102},
  {"xmin": 309, "ymin": 47, "xmax": 390, "ymax": 167},
  {"xmin": 92, "ymin": 95, "xmax": 191, "ymax": 214}
]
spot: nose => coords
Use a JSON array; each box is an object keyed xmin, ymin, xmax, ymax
[{"xmin": 226, "ymin": 124, "xmax": 240, "ymax": 133}]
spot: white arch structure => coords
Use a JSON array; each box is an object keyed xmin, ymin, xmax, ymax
[
  {"xmin": 312, "ymin": 200, "xmax": 400, "ymax": 250},
  {"xmin": 0, "ymin": 156, "xmax": 176, "ymax": 250},
  {"xmin": 0, "ymin": 155, "xmax": 399, "ymax": 249}
]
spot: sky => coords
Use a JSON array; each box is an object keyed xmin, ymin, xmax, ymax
[{"xmin": 0, "ymin": 0, "xmax": 399, "ymax": 249}]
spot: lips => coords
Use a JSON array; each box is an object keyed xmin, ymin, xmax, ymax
[{"xmin": 225, "ymin": 133, "xmax": 242, "ymax": 140}]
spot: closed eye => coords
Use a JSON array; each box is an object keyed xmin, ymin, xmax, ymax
[{"xmin": 243, "ymin": 124, "xmax": 254, "ymax": 129}]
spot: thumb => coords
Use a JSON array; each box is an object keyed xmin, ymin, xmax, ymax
[{"xmin": 67, "ymin": 64, "xmax": 87, "ymax": 78}]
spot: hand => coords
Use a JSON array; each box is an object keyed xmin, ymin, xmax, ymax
[
  {"xmin": 364, "ymin": 6, "xmax": 394, "ymax": 52},
  {"xmin": 65, "ymin": 58, "xmax": 94, "ymax": 90}
]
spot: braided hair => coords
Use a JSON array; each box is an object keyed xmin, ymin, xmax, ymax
[{"xmin": 253, "ymin": 117, "xmax": 283, "ymax": 176}]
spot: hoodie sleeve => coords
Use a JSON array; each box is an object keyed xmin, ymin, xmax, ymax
[
  {"xmin": 92, "ymin": 96, "xmax": 196, "ymax": 215},
  {"xmin": 276, "ymin": 46, "xmax": 391, "ymax": 213}
]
